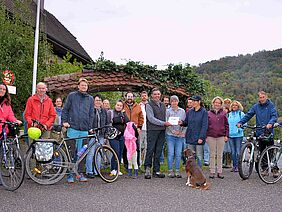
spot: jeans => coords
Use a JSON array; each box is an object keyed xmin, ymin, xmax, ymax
[
  {"xmin": 187, "ymin": 144, "xmax": 204, "ymax": 168},
  {"xmin": 86, "ymin": 136, "xmax": 104, "ymax": 174},
  {"xmin": 67, "ymin": 128, "xmax": 88, "ymax": 173},
  {"xmin": 204, "ymin": 142, "xmax": 210, "ymax": 164},
  {"xmin": 109, "ymin": 136, "xmax": 124, "ymax": 171},
  {"xmin": 166, "ymin": 134, "xmax": 185, "ymax": 171},
  {"xmin": 160, "ymin": 140, "xmax": 166, "ymax": 163},
  {"xmin": 144, "ymin": 130, "xmax": 165, "ymax": 173},
  {"xmin": 229, "ymin": 137, "xmax": 243, "ymax": 168}
]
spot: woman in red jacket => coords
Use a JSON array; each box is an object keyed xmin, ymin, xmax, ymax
[
  {"xmin": 206, "ymin": 96, "xmax": 229, "ymax": 179},
  {"xmin": 0, "ymin": 83, "xmax": 21, "ymax": 133}
]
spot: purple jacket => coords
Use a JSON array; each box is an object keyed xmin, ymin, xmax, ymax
[{"xmin": 207, "ymin": 109, "xmax": 229, "ymax": 138}]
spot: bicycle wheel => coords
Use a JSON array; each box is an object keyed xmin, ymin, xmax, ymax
[
  {"xmin": 0, "ymin": 143, "xmax": 25, "ymax": 191},
  {"xmin": 94, "ymin": 145, "xmax": 119, "ymax": 183},
  {"xmin": 25, "ymin": 145, "xmax": 68, "ymax": 185},
  {"xmin": 238, "ymin": 142, "xmax": 255, "ymax": 180},
  {"xmin": 258, "ymin": 145, "xmax": 282, "ymax": 184}
]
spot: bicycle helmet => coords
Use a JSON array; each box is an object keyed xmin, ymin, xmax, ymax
[{"xmin": 28, "ymin": 127, "xmax": 42, "ymax": 140}]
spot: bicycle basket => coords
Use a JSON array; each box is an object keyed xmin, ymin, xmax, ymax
[{"xmin": 34, "ymin": 140, "xmax": 54, "ymax": 162}]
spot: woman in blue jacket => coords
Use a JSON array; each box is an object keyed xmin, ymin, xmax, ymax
[{"xmin": 228, "ymin": 100, "xmax": 245, "ymax": 172}]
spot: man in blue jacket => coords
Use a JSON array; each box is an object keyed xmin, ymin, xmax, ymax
[
  {"xmin": 62, "ymin": 78, "xmax": 94, "ymax": 183},
  {"xmin": 237, "ymin": 91, "xmax": 278, "ymax": 173}
]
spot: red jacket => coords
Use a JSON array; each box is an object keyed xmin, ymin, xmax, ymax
[
  {"xmin": 24, "ymin": 94, "xmax": 56, "ymax": 129},
  {"xmin": 0, "ymin": 100, "xmax": 17, "ymax": 132}
]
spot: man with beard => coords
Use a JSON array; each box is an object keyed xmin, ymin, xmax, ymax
[{"xmin": 123, "ymin": 91, "xmax": 144, "ymax": 172}]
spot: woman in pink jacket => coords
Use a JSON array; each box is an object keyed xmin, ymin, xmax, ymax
[{"xmin": 0, "ymin": 83, "xmax": 21, "ymax": 133}]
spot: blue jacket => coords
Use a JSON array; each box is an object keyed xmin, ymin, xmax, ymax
[
  {"xmin": 238, "ymin": 99, "xmax": 278, "ymax": 136},
  {"xmin": 228, "ymin": 110, "xmax": 245, "ymax": 138},
  {"xmin": 62, "ymin": 91, "xmax": 94, "ymax": 131},
  {"xmin": 183, "ymin": 107, "xmax": 208, "ymax": 145}
]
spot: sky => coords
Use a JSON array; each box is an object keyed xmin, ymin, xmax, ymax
[{"xmin": 44, "ymin": 0, "xmax": 282, "ymax": 68}]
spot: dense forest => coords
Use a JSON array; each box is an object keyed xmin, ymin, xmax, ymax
[{"xmin": 196, "ymin": 49, "xmax": 282, "ymax": 116}]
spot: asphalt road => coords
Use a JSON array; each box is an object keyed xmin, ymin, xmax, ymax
[{"xmin": 0, "ymin": 168, "xmax": 281, "ymax": 212}]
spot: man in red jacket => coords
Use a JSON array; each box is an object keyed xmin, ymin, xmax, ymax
[{"xmin": 24, "ymin": 82, "xmax": 56, "ymax": 138}]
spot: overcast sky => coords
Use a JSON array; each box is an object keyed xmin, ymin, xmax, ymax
[{"xmin": 45, "ymin": 0, "xmax": 282, "ymax": 67}]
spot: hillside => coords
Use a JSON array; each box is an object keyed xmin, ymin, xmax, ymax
[{"xmin": 196, "ymin": 49, "xmax": 282, "ymax": 115}]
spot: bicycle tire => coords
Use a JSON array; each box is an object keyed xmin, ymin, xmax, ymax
[
  {"xmin": 25, "ymin": 145, "xmax": 68, "ymax": 185},
  {"xmin": 258, "ymin": 145, "xmax": 282, "ymax": 184},
  {"xmin": 0, "ymin": 144, "xmax": 25, "ymax": 191},
  {"xmin": 94, "ymin": 145, "xmax": 119, "ymax": 183},
  {"xmin": 238, "ymin": 142, "xmax": 255, "ymax": 180}
]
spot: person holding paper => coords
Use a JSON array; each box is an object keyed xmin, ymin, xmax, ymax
[{"xmin": 166, "ymin": 95, "xmax": 186, "ymax": 178}]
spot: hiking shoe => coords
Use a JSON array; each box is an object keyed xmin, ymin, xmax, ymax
[
  {"xmin": 67, "ymin": 174, "xmax": 74, "ymax": 183},
  {"xmin": 153, "ymin": 172, "xmax": 165, "ymax": 178},
  {"xmin": 168, "ymin": 171, "xmax": 175, "ymax": 178},
  {"xmin": 175, "ymin": 171, "xmax": 182, "ymax": 178},
  {"xmin": 144, "ymin": 167, "xmax": 151, "ymax": 179},
  {"xmin": 77, "ymin": 173, "xmax": 88, "ymax": 182}
]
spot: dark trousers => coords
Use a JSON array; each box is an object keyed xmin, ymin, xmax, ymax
[
  {"xmin": 258, "ymin": 138, "xmax": 274, "ymax": 169},
  {"xmin": 144, "ymin": 130, "xmax": 165, "ymax": 173},
  {"xmin": 109, "ymin": 136, "xmax": 125, "ymax": 171},
  {"xmin": 122, "ymin": 139, "xmax": 140, "ymax": 169}
]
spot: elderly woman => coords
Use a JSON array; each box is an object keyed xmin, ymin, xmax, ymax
[
  {"xmin": 228, "ymin": 100, "xmax": 245, "ymax": 172},
  {"xmin": 166, "ymin": 95, "xmax": 186, "ymax": 178},
  {"xmin": 207, "ymin": 96, "xmax": 229, "ymax": 179}
]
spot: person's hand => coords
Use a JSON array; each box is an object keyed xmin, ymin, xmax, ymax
[
  {"xmin": 164, "ymin": 122, "xmax": 172, "ymax": 127},
  {"xmin": 197, "ymin": 139, "xmax": 203, "ymax": 144},
  {"xmin": 16, "ymin": 120, "xmax": 22, "ymax": 125},
  {"xmin": 224, "ymin": 136, "xmax": 228, "ymax": 142},
  {"xmin": 236, "ymin": 123, "xmax": 242, "ymax": 128},
  {"xmin": 43, "ymin": 124, "xmax": 48, "ymax": 131},
  {"xmin": 266, "ymin": 124, "xmax": 273, "ymax": 129},
  {"xmin": 63, "ymin": 122, "xmax": 70, "ymax": 128},
  {"xmin": 178, "ymin": 120, "xmax": 183, "ymax": 125}
]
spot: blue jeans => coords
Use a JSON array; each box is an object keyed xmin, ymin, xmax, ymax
[
  {"xmin": 204, "ymin": 142, "xmax": 210, "ymax": 164},
  {"xmin": 229, "ymin": 137, "xmax": 243, "ymax": 168},
  {"xmin": 67, "ymin": 128, "xmax": 88, "ymax": 161},
  {"xmin": 187, "ymin": 144, "xmax": 203, "ymax": 168},
  {"xmin": 166, "ymin": 134, "xmax": 185, "ymax": 171},
  {"xmin": 86, "ymin": 136, "xmax": 104, "ymax": 175},
  {"xmin": 109, "ymin": 136, "xmax": 124, "ymax": 171}
]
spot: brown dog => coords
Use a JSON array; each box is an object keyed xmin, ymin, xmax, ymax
[{"xmin": 184, "ymin": 148, "xmax": 211, "ymax": 190}]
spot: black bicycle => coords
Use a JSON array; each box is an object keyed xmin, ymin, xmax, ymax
[
  {"xmin": 0, "ymin": 121, "xmax": 25, "ymax": 191},
  {"xmin": 25, "ymin": 121, "xmax": 120, "ymax": 185},
  {"xmin": 238, "ymin": 125, "xmax": 273, "ymax": 180}
]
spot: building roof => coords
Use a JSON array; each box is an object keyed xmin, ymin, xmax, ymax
[{"xmin": 3, "ymin": 0, "xmax": 92, "ymax": 64}]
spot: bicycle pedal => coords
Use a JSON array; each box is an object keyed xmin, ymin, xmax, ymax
[{"xmin": 33, "ymin": 167, "xmax": 42, "ymax": 174}]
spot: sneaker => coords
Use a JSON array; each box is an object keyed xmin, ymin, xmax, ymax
[
  {"xmin": 67, "ymin": 174, "xmax": 74, "ymax": 183},
  {"xmin": 204, "ymin": 162, "xmax": 209, "ymax": 166},
  {"xmin": 175, "ymin": 171, "xmax": 182, "ymax": 178},
  {"xmin": 234, "ymin": 167, "xmax": 239, "ymax": 172},
  {"xmin": 144, "ymin": 167, "xmax": 151, "ymax": 179},
  {"xmin": 77, "ymin": 173, "xmax": 88, "ymax": 182},
  {"xmin": 85, "ymin": 173, "xmax": 95, "ymax": 179},
  {"xmin": 153, "ymin": 172, "xmax": 165, "ymax": 178},
  {"xmin": 118, "ymin": 171, "xmax": 123, "ymax": 176},
  {"xmin": 168, "ymin": 171, "xmax": 175, "ymax": 178},
  {"xmin": 110, "ymin": 170, "xmax": 117, "ymax": 176}
]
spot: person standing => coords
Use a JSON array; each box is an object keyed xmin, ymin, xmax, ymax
[
  {"xmin": 24, "ymin": 82, "xmax": 56, "ymax": 138},
  {"xmin": 103, "ymin": 99, "xmax": 111, "ymax": 111},
  {"xmin": 123, "ymin": 91, "xmax": 144, "ymax": 171},
  {"xmin": 207, "ymin": 96, "xmax": 229, "ymax": 179},
  {"xmin": 222, "ymin": 98, "xmax": 232, "ymax": 168},
  {"xmin": 139, "ymin": 91, "xmax": 148, "ymax": 166},
  {"xmin": 166, "ymin": 95, "xmax": 186, "ymax": 178},
  {"xmin": 237, "ymin": 91, "xmax": 278, "ymax": 174},
  {"xmin": 86, "ymin": 94, "xmax": 109, "ymax": 178},
  {"xmin": 160, "ymin": 95, "xmax": 170, "ymax": 164},
  {"xmin": 228, "ymin": 100, "xmax": 245, "ymax": 172},
  {"xmin": 62, "ymin": 78, "xmax": 94, "ymax": 183},
  {"xmin": 54, "ymin": 97, "xmax": 63, "ymax": 125},
  {"xmin": 144, "ymin": 88, "xmax": 171, "ymax": 179},
  {"xmin": 181, "ymin": 95, "xmax": 208, "ymax": 168}
]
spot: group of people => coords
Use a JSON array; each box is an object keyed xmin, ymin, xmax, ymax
[{"xmin": 0, "ymin": 78, "xmax": 279, "ymax": 183}]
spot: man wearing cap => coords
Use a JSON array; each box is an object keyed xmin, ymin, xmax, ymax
[
  {"xmin": 144, "ymin": 88, "xmax": 172, "ymax": 179},
  {"xmin": 62, "ymin": 78, "xmax": 94, "ymax": 183},
  {"xmin": 181, "ymin": 95, "xmax": 208, "ymax": 168}
]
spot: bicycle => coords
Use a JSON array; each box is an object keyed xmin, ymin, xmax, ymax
[
  {"xmin": 238, "ymin": 125, "xmax": 272, "ymax": 180},
  {"xmin": 25, "ymin": 120, "xmax": 120, "ymax": 185},
  {"xmin": 0, "ymin": 120, "xmax": 25, "ymax": 191},
  {"xmin": 257, "ymin": 123, "xmax": 282, "ymax": 184}
]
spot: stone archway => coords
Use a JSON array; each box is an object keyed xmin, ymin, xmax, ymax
[{"xmin": 43, "ymin": 69, "xmax": 190, "ymax": 98}]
